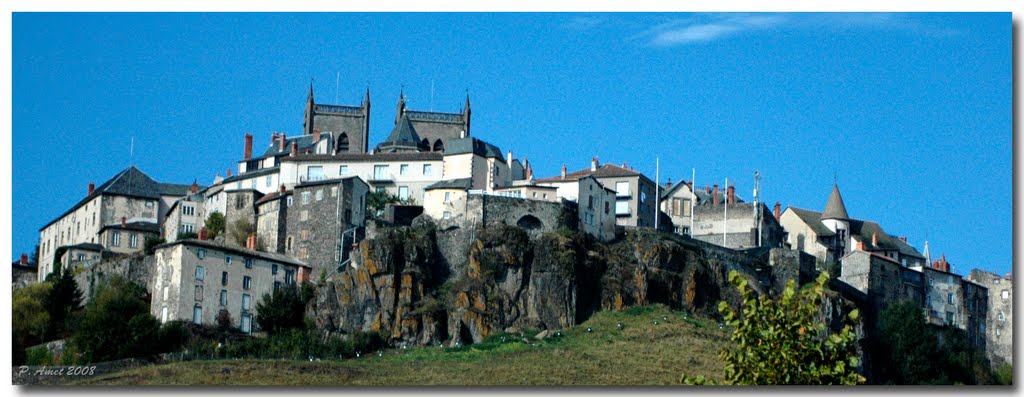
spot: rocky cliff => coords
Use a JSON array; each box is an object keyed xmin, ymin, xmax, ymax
[{"xmin": 308, "ymin": 219, "xmax": 815, "ymax": 346}]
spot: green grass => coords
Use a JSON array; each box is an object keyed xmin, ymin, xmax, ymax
[{"xmin": 75, "ymin": 305, "xmax": 729, "ymax": 386}]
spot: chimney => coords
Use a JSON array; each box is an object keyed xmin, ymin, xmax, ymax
[
  {"xmin": 312, "ymin": 128, "xmax": 321, "ymax": 144},
  {"xmin": 526, "ymin": 164, "xmax": 533, "ymax": 181},
  {"xmin": 561, "ymin": 164, "xmax": 567, "ymax": 179},
  {"xmin": 280, "ymin": 184, "xmax": 286, "ymax": 194},
  {"xmin": 243, "ymin": 133, "xmax": 253, "ymax": 160},
  {"xmin": 856, "ymin": 241, "xmax": 864, "ymax": 251},
  {"xmin": 666, "ymin": 178, "xmax": 672, "ymax": 189},
  {"xmin": 190, "ymin": 180, "xmax": 198, "ymax": 194},
  {"xmin": 121, "ymin": 216, "xmax": 127, "ymax": 227},
  {"xmin": 712, "ymin": 184, "xmax": 719, "ymax": 206},
  {"xmin": 87, "ymin": 182, "xmax": 95, "ymax": 196},
  {"xmin": 199, "ymin": 226, "xmax": 208, "ymax": 241},
  {"xmin": 591, "ymin": 156, "xmax": 598, "ymax": 172},
  {"xmin": 19, "ymin": 253, "xmax": 28, "ymax": 265},
  {"xmin": 622, "ymin": 162, "xmax": 627, "ymax": 169},
  {"xmin": 773, "ymin": 201, "xmax": 781, "ymax": 221},
  {"xmin": 227, "ymin": 168, "xmax": 232, "ymax": 177},
  {"xmin": 272, "ymin": 132, "xmax": 278, "ymax": 144},
  {"xmin": 246, "ymin": 233, "xmax": 257, "ymax": 250},
  {"xmin": 727, "ymin": 185, "xmax": 735, "ymax": 204},
  {"xmin": 279, "ymin": 132, "xmax": 287, "ymax": 151},
  {"xmin": 705, "ymin": 186, "xmax": 711, "ymax": 194},
  {"xmin": 872, "ymin": 231, "xmax": 878, "ymax": 247},
  {"xmin": 290, "ymin": 141, "xmax": 298, "ymax": 157},
  {"xmin": 507, "ymin": 150, "xmax": 514, "ymax": 166},
  {"xmin": 900, "ymin": 236, "xmax": 907, "ymax": 242}
]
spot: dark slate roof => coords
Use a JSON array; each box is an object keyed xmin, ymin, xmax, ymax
[
  {"xmin": 424, "ymin": 178, "xmax": 474, "ymax": 191},
  {"xmin": 535, "ymin": 163, "xmax": 641, "ymax": 183},
  {"xmin": 659, "ymin": 182, "xmax": 689, "ymax": 200},
  {"xmin": 159, "ymin": 183, "xmax": 198, "ymax": 197},
  {"xmin": 98, "ymin": 221, "xmax": 161, "ymax": 234},
  {"xmin": 282, "ymin": 152, "xmax": 442, "ymax": 163},
  {"xmin": 821, "ymin": 184, "xmax": 850, "ymax": 220},
  {"xmin": 296, "ymin": 175, "xmax": 366, "ymax": 189},
  {"xmin": 258, "ymin": 134, "xmax": 323, "ymax": 159},
  {"xmin": 787, "ymin": 207, "xmax": 836, "ymax": 237},
  {"xmin": 888, "ymin": 233, "xmax": 926, "ymax": 259},
  {"xmin": 165, "ymin": 193, "xmax": 205, "ymax": 218},
  {"xmin": 156, "ymin": 239, "xmax": 309, "ymax": 268},
  {"xmin": 66, "ymin": 242, "xmax": 104, "ymax": 252},
  {"xmin": 255, "ymin": 190, "xmax": 292, "ymax": 206},
  {"xmin": 223, "ymin": 166, "xmax": 280, "ymax": 184},
  {"xmin": 43, "ymin": 166, "xmax": 197, "ymax": 230},
  {"xmin": 379, "ymin": 115, "xmax": 423, "ymax": 147},
  {"xmin": 445, "ymin": 137, "xmax": 505, "ymax": 162}
]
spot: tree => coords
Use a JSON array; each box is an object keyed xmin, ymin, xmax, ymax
[
  {"xmin": 72, "ymin": 276, "xmax": 160, "ymax": 363},
  {"xmin": 144, "ymin": 236, "xmax": 166, "ymax": 255},
  {"xmin": 683, "ymin": 271, "xmax": 864, "ymax": 385},
  {"xmin": 254, "ymin": 283, "xmax": 308, "ymax": 335},
  {"xmin": 13, "ymin": 282, "xmax": 53, "ymax": 364},
  {"xmin": 205, "ymin": 211, "xmax": 226, "ymax": 240},
  {"xmin": 228, "ymin": 217, "xmax": 254, "ymax": 247},
  {"xmin": 43, "ymin": 263, "xmax": 83, "ymax": 341},
  {"xmin": 872, "ymin": 301, "xmax": 942, "ymax": 384},
  {"xmin": 367, "ymin": 190, "xmax": 400, "ymax": 217}
]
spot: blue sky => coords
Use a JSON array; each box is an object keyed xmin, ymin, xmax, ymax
[{"xmin": 12, "ymin": 12, "xmax": 1011, "ymax": 276}]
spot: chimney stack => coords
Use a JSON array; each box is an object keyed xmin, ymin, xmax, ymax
[
  {"xmin": 712, "ymin": 184, "xmax": 719, "ymax": 206},
  {"xmin": 272, "ymin": 132, "xmax": 278, "ymax": 144},
  {"xmin": 622, "ymin": 162, "xmax": 628, "ymax": 169},
  {"xmin": 243, "ymin": 133, "xmax": 253, "ymax": 160},
  {"xmin": 727, "ymin": 185, "xmax": 735, "ymax": 204},
  {"xmin": 290, "ymin": 141, "xmax": 298, "ymax": 157},
  {"xmin": 773, "ymin": 201, "xmax": 781, "ymax": 221},
  {"xmin": 856, "ymin": 241, "xmax": 864, "ymax": 251},
  {"xmin": 190, "ymin": 179, "xmax": 198, "ymax": 194},
  {"xmin": 19, "ymin": 253, "xmax": 28, "ymax": 266},
  {"xmin": 900, "ymin": 236, "xmax": 907, "ymax": 242},
  {"xmin": 526, "ymin": 163, "xmax": 533, "ymax": 181},
  {"xmin": 591, "ymin": 156, "xmax": 598, "ymax": 172},
  {"xmin": 507, "ymin": 150, "xmax": 514, "ymax": 166},
  {"xmin": 199, "ymin": 226, "xmax": 208, "ymax": 241},
  {"xmin": 246, "ymin": 233, "xmax": 257, "ymax": 250},
  {"xmin": 279, "ymin": 132, "xmax": 287, "ymax": 151},
  {"xmin": 666, "ymin": 178, "xmax": 672, "ymax": 189},
  {"xmin": 227, "ymin": 168, "xmax": 232, "ymax": 177},
  {"xmin": 280, "ymin": 184, "xmax": 286, "ymax": 194},
  {"xmin": 705, "ymin": 186, "xmax": 711, "ymax": 194},
  {"xmin": 121, "ymin": 216, "xmax": 127, "ymax": 227},
  {"xmin": 88, "ymin": 182, "xmax": 95, "ymax": 196},
  {"xmin": 561, "ymin": 164, "xmax": 567, "ymax": 179},
  {"xmin": 872, "ymin": 231, "xmax": 878, "ymax": 247},
  {"xmin": 312, "ymin": 129, "xmax": 321, "ymax": 145}
]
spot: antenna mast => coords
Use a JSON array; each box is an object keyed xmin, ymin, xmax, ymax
[{"xmin": 754, "ymin": 170, "xmax": 761, "ymax": 247}]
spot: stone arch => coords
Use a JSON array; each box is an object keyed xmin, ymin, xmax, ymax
[
  {"xmin": 516, "ymin": 215, "xmax": 543, "ymax": 231},
  {"xmin": 421, "ymin": 138, "xmax": 430, "ymax": 150},
  {"xmin": 433, "ymin": 139, "xmax": 445, "ymax": 153},
  {"xmin": 337, "ymin": 132, "xmax": 350, "ymax": 152}
]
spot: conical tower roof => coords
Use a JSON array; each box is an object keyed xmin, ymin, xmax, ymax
[{"xmin": 821, "ymin": 183, "xmax": 850, "ymax": 221}]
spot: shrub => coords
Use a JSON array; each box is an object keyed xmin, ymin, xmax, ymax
[
  {"xmin": 72, "ymin": 276, "xmax": 160, "ymax": 363},
  {"xmin": 13, "ymin": 282, "xmax": 52, "ymax": 354},
  {"xmin": 205, "ymin": 211, "xmax": 226, "ymax": 240},
  {"xmin": 254, "ymin": 283, "xmax": 308, "ymax": 335},
  {"xmin": 25, "ymin": 346, "xmax": 54, "ymax": 366},
  {"xmin": 682, "ymin": 271, "xmax": 864, "ymax": 385},
  {"xmin": 145, "ymin": 236, "xmax": 166, "ymax": 255},
  {"xmin": 43, "ymin": 264, "xmax": 83, "ymax": 341}
]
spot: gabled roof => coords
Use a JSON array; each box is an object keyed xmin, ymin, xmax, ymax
[
  {"xmin": 255, "ymin": 190, "xmax": 292, "ymax": 206},
  {"xmin": 786, "ymin": 207, "xmax": 836, "ymax": 237},
  {"xmin": 156, "ymin": 239, "xmax": 309, "ymax": 268},
  {"xmin": 445, "ymin": 137, "xmax": 505, "ymax": 161},
  {"xmin": 821, "ymin": 184, "xmax": 850, "ymax": 221},
  {"xmin": 534, "ymin": 163, "xmax": 641, "ymax": 183},
  {"xmin": 295, "ymin": 175, "xmax": 367, "ymax": 189},
  {"xmin": 259, "ymin": 134, "xmax": 324, "ymax": 159},
  {"xmin": 659, "ymin": 182, "xmax": 690, "ymax": 200},
  {"xmin": 98, "ymin": 221, "xmax": 161, "ymax": 234},
  {"xmin": 223, "ymin": 166, "xmax": 279, "ymax": 184},
  {"xmin": 378, "ymin": 115, "xmax": 423, "ymax": 148},
  {"xmin": 65, "ymin": 242, "xmax": 104, "ymax": 252},
  {"xmin": 42, "ymin": 166, "xmax": 200, "ymax": 230},
  {"xmin": 424, "ymin": 178, "xmax": 474, "ymax": 191}
]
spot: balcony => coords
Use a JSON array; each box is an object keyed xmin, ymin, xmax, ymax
[{"xmin": 369, "ymin": 173, "xmax": 395, "ymax": 183}]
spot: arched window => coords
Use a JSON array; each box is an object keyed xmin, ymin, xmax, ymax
[
  {"xmin": 433, "ymin": 139, "xmax": 445, "ymax": 153},
  {"xmin": 421, "ymin": 139, "xmax": 430, "ymax": 150},
  {"xmin": 337, "ymin": 133, "xmax": 350, "ymax": 152}
]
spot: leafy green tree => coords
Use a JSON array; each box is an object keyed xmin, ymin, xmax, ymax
[
  {"xmin": 255, "ymin": 283, "xmax": 308, "ymax": 335},
  {"xmin": 13, "ymin": 282, "xmax": 53, "ymax": 364},
  {"xmin": 229, "ymin": 217, "xmax": 254, "ymax": 246},
  {"xmin": 144, "ymin": 236, "xmax": 166, "ymax": 255},
  {"xmin": 72, "ymin": 276, "xmax": 160, "ymax": 363},
  {"xmin": 872, "ymin": 301, "xmax": 942, "ymax": 384},
  {"xmin": 683, "ymin": 271, "xmax": 864, "ymax": 385},
  {"xmin": 43, "ymin": 263, "xmax": 83, "ymax": 341},
  {"xmin": 367, "ymin": 190, "xmax": 400, "ymax": 217},
  {"xmin": 205, "ymin": 211, "xmax": 226, "ymax": 240}
]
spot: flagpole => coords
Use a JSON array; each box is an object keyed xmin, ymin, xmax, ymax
[
  {"xmin": 690, "ymin": 168, "xmax": 695, "ymax": 237},
  {"xmin": 654, "ymin": 157, "xmax": 660, "ymax": 231},
  {"xmin": 724, "ymin": 177, "xmax": 728, "ymax": 247}
]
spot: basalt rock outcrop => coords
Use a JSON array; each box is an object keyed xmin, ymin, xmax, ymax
[{"xmin": 308, "ymin": 219, "xmax": 817, "ymax": 346}]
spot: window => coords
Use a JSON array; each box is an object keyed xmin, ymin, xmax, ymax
[
  {"xmin": 225, "ymin": 255, "xmax": 232, "ymax": 265},
  {"xmin": 245, "ymin": 258, "xmax": 253, "ymax": 269},
  {"xmin": 301, "ymin": 192, "xmax": 311, "ymax": 205},
  {"xmin": 443, "ymin": 211, "xmax": 451, "ymax": 220},
  {"xmin": 400, "ymin": 164, "xmax": 409, "ymax": 175},
  {"xmin": 998, "ymin": 311, "xmax": 1005, "ymax": 321},
  {"xmin": 272, "ymin": 264, "xmax": 279, "ymax": 275},
  {"xmin": 373, "ymin": 165, "xmax": 389, "ymax": 180},
  {"xmin": 399, "ymin": 186, "xmax": 410, "ymax": 201},
  {"xmin": 195, "ymin": 266, "xmax": 205, "ymax": 281},
  {"xmin": 146, "ymin": 201, "xmax": 154, "ymax": 208},
  {"xmin": 307, "ymin": 166, "xmax": 324, "ymax": 181},
  {"xmin": 266, "ymin": 175, "xmax": 273, "ymax": 187},
  {"xmin": 274, "ymin": 281, "xmax": 282, "ymax": 291},
  {"xmin": 316, "ymin": 189, "xmax": 324, "ymax": 201},
  {"xmin": 111, "ymin": 231, "xmax": 121, "ymax": 246},
  {"xmin": 423, "ymin": 164, "xmax": 433, "ymax": 176},
  {"xmin": 1002, "ymin": 290, "xmax": 1009, "ymax": 300},
  {"xmin": 242, "ymin": 294, "xmax": 251, "ymax": 311},
  {"xmin": 588, "ymin": 196, "xmax": 594, "ymax": 210},
  {"xmin": 162, "ymin": 306, "xmax": 169, "ymax": 323},
  {"xmin": 221, "ymin": 271, "xmax": 228, "ymax": 286},
  {"xmin": 194, "ymin": 285, "xmax": 204, "ymax": 301},
  {"xmin": 331, "ymin": 186, "xmax": 338, "ymax": 197},
  {"xmin": 285, "ymin": 270, "xmax": 296, "ymax": 285},
  {"xmin": 236, "ymin": 181, "xmax": 242, "ymax": 190},
  {"xmin": 241, "ymin": 314, "xmax": 252, "ymax": 334},
  {"xmin": 251, "ymin": 179, "xmax": 256, "ymax": 190},
  {"xmin": 946, "ymin": 311, "xmax": 954, "ymax": 325},
  {"xmin": 376, "ymin": 186, "xmax": 386, "ymax": 193},
  {"xmin": 286, "ymin": 236, "xmax": 293, "ymax": 251},
  {"xmin": 197, "ymin": 248, "xmax": 206, "ymax": 259},
  {"xmin": 996, "ymin": 329, "xmax": 1001, "ymax": 336},
  {"xmin": 605, "ymin": 202, "xmax": 610, "ymax": 215},
  {"xmin": 243, "ymin": 276, "xmax": 252, "ymax": 290},
  {"xmin": 220, "ymin": 290, "xmax": 228, "ymax": 306},
  {"xmin": 615, "ymin": 201, "xmax": 629, "ymax": 215},
  {"xmin": 615, "ymin": 182, "xmax": 630, "ymax": 196},
  {"xmin": 444, "ymin": 192, "xmax": 451, "ymax": 203},
  {"xmin": 994, "ymin": 278, "xmax": 1000, "ymax": 284},
  {"xmin": 287, "ymin": 196, "xmax": 293, "ymax": 207},
  {"xmin": 948, "ymin": 292, "xmax": 954, "ymax": 304},
  {"xmin": 128, "ymin": 234, "xmax": 138, "ymax": 248},
  {"xmin": 193, "ymin": 305, "xmax": 203, "ymax": 325},
  {"xmin": 183, "ymin": 205, "xmax": 195, "ymax": 216},
  {"xmin": 339, "ymin": 165, "xmax": 349, "ymax": 175}
]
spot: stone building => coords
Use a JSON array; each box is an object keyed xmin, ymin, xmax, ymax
[
  {"xmin": 162, "ymin": 182, "xmax": 205, "ymax": 243},
  {"xmin": 12, "ymin": 253, "xmax": 37, "ymax": 289},
  {"xmin": 38, "ymin": 166, "xmax": 199, "ymax": 280},
  {"xmin": 393, "ymin": 91, "xmax": 472, "ymax": 153},
  {"xmin": 284, "ymin": 176, "xmax": 369, "ymax": 275},
  {"xmin": 58, "ymin": 242, "xmax": 104, "ymax": 273},
  {"xmin": 255, "ymin": 187, "xmax": 292, "ymax": 254},
  {"xmin": 660, "ymin": 180, "xmax": 696, "ymax": 236},
  {"xmin": 535, "ymin": 157, "xmax": 657, "ymax": 229},
  {"xmin": 151, "ymin": 239, "xmax": 310, "ymax": 334},
  {"xmin": 303, "ymin": 86, "xmax": 371, "ymax": 154},
  {"xmin": 967, "ymin": 269, "xmax": 1012, "ymax": 365},
  {"xmin": 279, "ymin": 151, "xmax": 443, "ymax": 205},
  {"xmin": 779, "ymin": 184, "xmax": 926, "ymax": 267},
  {"xmin": 689, "ymin": 181, "xmax": 785, "ymax": 250},
  {"xmin": 98, "ymin": 220, "xmax": 161, "ymax": 256},
  {"xmin": 840, "ymin": 250, "xmax": 926, "ymax": 326}
]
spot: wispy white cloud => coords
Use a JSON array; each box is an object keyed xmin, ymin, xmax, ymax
[{"xmin": 641, "ymin": 14, "xmax": 787, "ymax": 46}]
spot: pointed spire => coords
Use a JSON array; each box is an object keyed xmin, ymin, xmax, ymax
[
  {"xmin": 821, "ymin": 183, "xmax": 850, "ymax": 221},
  {"xmin": 923, "ymin": 240, "xmax": 931, "ymax": 267},
  {"xmin": 396, "ymin": 87, "xmax": 406, "ymax": 125}
]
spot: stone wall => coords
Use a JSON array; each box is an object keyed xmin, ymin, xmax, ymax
[
  {"xmin": 73, "ymin": 254, "xmax": 156, "ymax": 304},
  {"xmin": 466, "ymin": 194, "xmax": 573, "ymax": 238},
  {"xmin": 968, "ymin": 269, "xmax": 1011, "ymax": 366}
]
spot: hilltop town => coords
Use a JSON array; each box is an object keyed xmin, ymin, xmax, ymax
[{"xmin": 15, "ymin": 85, "xmax": 1012, "ymax": 379}]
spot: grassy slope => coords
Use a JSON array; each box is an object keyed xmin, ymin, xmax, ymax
[{"xmin": 77, "ymin": 305, "xmax": 729, "ymax": 386}]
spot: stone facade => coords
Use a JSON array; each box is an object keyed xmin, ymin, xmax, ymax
[
  {"xmin": 691, "ymin": 202, "xmax": 785, "ymax": 250},
  {"xmin": 223, "ymin": 190, "xmax": 264, "ymax": 246},
  {"xmin": 536, "ymin": 160, "xmax": 657, "ymax": 229},
  {"xmin": 968, "ymin": 269, "xmax": 1012, "ymax": 365},
  {"xmin": 304, "ymin": 88, "xmax": 371, "ymax": 154},
  {"xmin": 150, "ymin": 240, "xmax": 309, "ymax": 333},
  {"xmin": 255, "ymin": 190, "xmax": 291, "ymax": 254},
  {"xmin": 284, "ymin": 177, "xmax": 369, "ymax": 276},
  {"xmin": 575, "ymin": 176, "xmax": 616, "ymax": 242},
  {"xmin": 395, "ymin": 92, "xmax": 471, "ymax": 153},
  {"xmin": 660, "ymin": 182, "xmax": 695, "ymax": 236}
]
